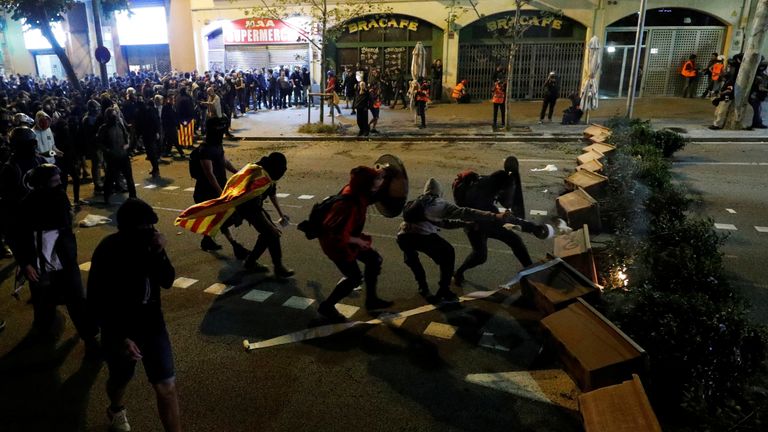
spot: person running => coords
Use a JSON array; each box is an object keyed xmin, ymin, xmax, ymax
[
  {"xmin": 88, "ymin": 198, "xmax": 181, "ymax": 432},
  {"xmin": 316, "ymin": 166, "xmax": 393, "ymax": 322}
]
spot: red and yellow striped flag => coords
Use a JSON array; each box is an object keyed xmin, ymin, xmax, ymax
[
  {"xmin": 178, "ymin": 120, "xmax": 195, "ymax": 148},
  {"xmin": 175, "ymin": 163, "xmax": 273, "ymax": 236}
]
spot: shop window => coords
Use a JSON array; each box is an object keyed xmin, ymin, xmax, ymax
[{"xmin": 337, "ymin": 48, "xmax": 359, "ymax": 70}]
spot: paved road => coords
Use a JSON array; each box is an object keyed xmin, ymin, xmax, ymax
[
  {"xmin": 671, "ymin": 140, "xmax": 768, "ymax": 320},
  {"xmin": 0, "ymin": 140, "xmax": 584, "ymax": 432}
]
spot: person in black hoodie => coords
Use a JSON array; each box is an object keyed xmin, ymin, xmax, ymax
[
  {"xmin": 353, "ymin": 82, "xmax": 371, "ymax": 136},
  {"xmin": 539, "ymin": 71, "xmax": 560, "ymax": 123},
  {"xmin": 88, "ymin": 198, "xmax": 180, "ymax": 432}
]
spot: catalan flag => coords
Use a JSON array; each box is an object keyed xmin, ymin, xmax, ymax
[
  {"xmin": 178, "ymin": 120, "xmax": 195, "ymax": 148},
  {"xmin": 175, "ymin": 163, "xmax": 272, "ymax": 236}
]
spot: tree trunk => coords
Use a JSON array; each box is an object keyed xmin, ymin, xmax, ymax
[
  {"xmin": 38, "ymin": 18, "xmax": 82, "ymax": 92},
  {"xmin": 725, "ymin": 0, "xmax": 768, "ymax": 130},
  {"xmin": 319, "ymin": 13, "xmax": 327, "ymax": 124},
  {"xmin": 504, "ymin": 42, "xmax": 517, "ymax": 131}
]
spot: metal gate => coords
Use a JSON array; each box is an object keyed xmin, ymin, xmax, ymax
[
  {"xmin": 639, "ymin": 27, "xmax": 725, "ymax": 96},
  {"xmin": 458, "ymin": 42, "xmax": 584, "ymax": 100}
]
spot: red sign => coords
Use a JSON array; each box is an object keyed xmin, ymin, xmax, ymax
[{"xmin": 223, "ymin": 18, "xmax": 301, "ymax": 45}]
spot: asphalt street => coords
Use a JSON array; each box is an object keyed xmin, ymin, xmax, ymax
[{"xmin": 1, "ymin": 136, "xmax": 766, "ymax": 431}]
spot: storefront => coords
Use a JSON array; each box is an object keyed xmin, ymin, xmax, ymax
[
  {"xmin": 458, "ymin": 11, "xmax": 586, "ymax": 100},
  {"xmin": 602, "ymin": 8, "xmax": 726, "ymax": 98},
  {"xmin": 329, "ymin": 14, "xmax": 443, "ymax": 79},
  {"xmin": 115, "ymin": 5, "xmax": 171, "ymax": 73},
  {"xmin": 206, "ymin": 18, "xmax": 310, "ymax": 72}
]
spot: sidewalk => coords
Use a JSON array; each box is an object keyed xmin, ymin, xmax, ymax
[{"xmin": 229, "ymin": 97, "xmax": 768, "ymax": 142}]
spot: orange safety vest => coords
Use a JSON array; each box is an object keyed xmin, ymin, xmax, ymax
[
  {"xmin": 452, "ymin": 83, "xmax": 465, "ymax": 99},
  {"xmin": 681, "ymin": 60, "xmax": 697, "ymax": 78},
  {"xmin": 711, "ymin": 63, "xmax": 724, "ymax": 81},
  {"xmin": 492, "ymin": 84, "xmax": 506, "ymax": 104}
]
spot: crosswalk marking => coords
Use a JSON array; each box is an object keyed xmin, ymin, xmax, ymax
[
  {"xmin": 276, "ymin": 193, "xmax": 290, "ymax": 198},
  {"xmin": 163, "ymin": 186, "xmax": 180, "ymax": 191},
  {"xmin": 173, "ymin": 277, "xmax": 198, "ymax": 289},
  {"xmin": 297, "ymin": 195, "xmax": 315, "ymax": 200},
  {"xmin": 756, "ymin": 226, "xmax": 768, "ymax": 233},
  {"xmin": 143, "ymin": 184, "xmax": 158, "ymax": 189},
  {"xmin": 335, "ymin": 303, "xmax": 360, "ymax": 318},
  {"xmin": 79, "ymin": 262, "xmax": 91, "ymax": 272},
  {"xmin": 242, "ymin": 289, "xmax": 273, "ymax": 302},
  {"xmin": 726, "ymin": 208, "xmax": 737, "ymax": 214},
  {"xmin": 530, "ymin": 210, "xmax": 548, "ymax": 216},
  {"xmin": 184, "ymin": 187, "xmax": 195, "ymax": 192},
  {"xmin": 204, "ymin": 283, "xmax": 231, "ymax": 295},
  {"xmin": 714, "ymin": 223, "xmax": 738, "ymax": 231},
  {"xmin": 282, "ymin": 296, "xmax": 315, "ymax": 309},
  {"xmin": 423, "ymin": 322, "xmax": 457, "ymax": 340}
]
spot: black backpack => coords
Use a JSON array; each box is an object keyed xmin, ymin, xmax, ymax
[
  {"xmin": 189, "ymin": 146, "xmax": 202, "ymax": 180},
  {"xmin": 297, "ymin": 193, "xmax": 350, "ymax": 240},
  {"xmin": 402, "ymin": 194, "xmax": 433, "ymax": 223}
]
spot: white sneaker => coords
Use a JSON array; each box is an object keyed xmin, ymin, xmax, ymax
[{"xmin": 107, "ymin": 407, "xmax": 131, "ymax": 432}]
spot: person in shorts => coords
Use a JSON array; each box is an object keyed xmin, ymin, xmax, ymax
[{"xmin": 88, "ymin": 198, "xmax": 180, "ymax": 432}]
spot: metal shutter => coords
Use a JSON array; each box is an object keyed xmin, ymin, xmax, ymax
[
  {"xmin": 264, "ymin": 44, "xmax": 309, "ymax": 69},
  {"xmin": 207, "ymin": 30, "xmax": 225, "ymax": 72},
  {"xmin": 225, "ymin": 45, "xmax": 269, "ymax": 71}
]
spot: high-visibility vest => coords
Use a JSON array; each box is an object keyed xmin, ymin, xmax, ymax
[
  {"xmin": 452, "ymin": 83, "xmax": 465, "ymax": 99},
  {"xmin": 681, "ymin": 60, "xmax": 697, "ymax": 78},
  {"xmin": 492, "ymin": 84, "xmax": 505, "ymax": 104},
  {"xmin": 711, "ymin": 63, "xmax": 724, "ymax": 81}
]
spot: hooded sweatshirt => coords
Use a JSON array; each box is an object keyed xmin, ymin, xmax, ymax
[{"xmin": 398, "ymin": 178, "xmax": 502, "ymax": 236}]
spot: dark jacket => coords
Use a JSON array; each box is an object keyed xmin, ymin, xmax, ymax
[{"xmin": 97, "ymin": 122, "xmax": 130, "ymax": 160}]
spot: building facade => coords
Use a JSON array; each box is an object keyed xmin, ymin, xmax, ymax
[{"xmin": 1, "ymin": 0, "xmax": 764, "ymax": 99}]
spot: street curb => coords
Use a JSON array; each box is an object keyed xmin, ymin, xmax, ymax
[{"xmin": 234, "ymin": 134, "xmax": 767, "ymax": 143}]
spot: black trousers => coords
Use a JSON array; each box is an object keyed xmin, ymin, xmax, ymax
[
  {"xmin": 750, "ymin": 98, "xmax": 764, "ymax": 127},
  {"xmin": 391, "ymin": 87, "xmax": 408, "ymax": 108},
  {"xmin": 457, "ymin": 222, "xmax": 532, "ymax": 275},
  {"xmin": 242, "ymin": 207, "xmax": 283, "ymax": 267},
  {"xmin": 493, "ymin": 103, "xmax": 506, "ymax": 127},
  {"xmin": 103, "ymin": 155, "xmax": 137, "ymax": 202},
  {"xmin": 397, "ymin": 233, "xmax": 454, "ymax": 292},
  {"xmin": 59, "ymin": 156, "xmax": 81, "ymax": 202},
  {"xmin": 416, "ymin": 100, "xmax": 426, "ymax": 126},
  {"xmin": 356, "ymin": 108, "xmax": 370, "ymax": 136},
  {"xmin": 143, "ymin": 135, "xmax": 161, "ymax": 173},
  {"xmin": 540, "ymin": 96, "xmax": 557, "ymax": 120},
  {"xmin": 30, "ymin": 273, "xmax": 98, "ymax": 341},
  {"xmin": 326, "ymin": 249, "xmax": 382, "ymax": 306}
]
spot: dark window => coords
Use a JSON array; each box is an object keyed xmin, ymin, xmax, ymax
[{"xmin": 610, "ymin": 8, "xmax": 726, "ymax": 27}]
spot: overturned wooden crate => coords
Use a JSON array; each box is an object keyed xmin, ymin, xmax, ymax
[
  {"xmin": 577, "ymin": 159, "xmax": 604, "ymax": 173},
  {"xmin": 557, "ymin": 187, "xmax": 601, "ymax": 233},
  {"xmin": 541, "ymin": 298, "xmax": 647, "ymax": 392},
  {"xmin": 583, "ymin": 142, "xmax": 616, "ymax": 157},
  {"xmin": 579, "ymin": 374, "xmax": 661, "ymax": 432},
  {"xmin": 583, "ymin": 124, "xmax": 612, "ymax": 143},
  {"xmin": 554, "ymin": 225, "xmax": 599, "ymax": 284},
  {"xmin": 577, "ymin": 149, "xmax": 605, "ymax": 166},
  {"xmin": 521, "ymin": 258, "xmax": 600, "ymax": 316},
  {"xmin": 565, "ymin": 170, "xmax": 608, "ymax": 198}
]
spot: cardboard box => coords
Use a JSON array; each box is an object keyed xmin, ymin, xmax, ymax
[
  {"xmin": 577, "ymin": 149, "xmax": 605, "ymax": 165},
  {"xmin": 541, "ymin": 298, "xmax": 647, "ymax": 391},
  {"xmin": 577, "ymin": 159, "xmax": 604, "ymax": 173},
  {"xmin": 554, "ymin": 225, "xmax": 599, "ymax": 284},
  {"xmin": 565, "ymin": 170, "xmax": 608, "ymax": 198},
  {"xmin": 580, "ymin": 374, "xmax": 661, "ymax": 432},
  {"xmin": 583, "ymin": 124, "xmax": 612, "ymax": 143},
  {"xmin": 556, "ymin": 188, "xmax": 601, "ymax": 233},
  {"xmin": 582, "ymin": 143, "xmax": 616, "ymax": 156},
  {"xmin": 521, "ymin": 258, "xmax": 600, "ymax": 316}
]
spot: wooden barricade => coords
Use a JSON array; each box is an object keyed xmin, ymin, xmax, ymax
[{"xmin": 579, "ymin": 374, "xmax": 662, "ymax": 432}]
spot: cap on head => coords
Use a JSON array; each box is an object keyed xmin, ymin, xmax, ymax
[{"xmin": 117, "ymin": 198, "xmax": 158, "ymax": 231}]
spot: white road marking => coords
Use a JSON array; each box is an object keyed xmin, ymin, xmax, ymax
[
  {"xmin": 79, "ymin": 262, "xmax": 91, "ymax": 272},
  {"xmin": 282, "ymin": 296, "xmax": 315, "ymax": 309},
  {"xmin": 335, "ymin": 303, "xmax": 360, "ymax": 318},
  {"xmin": 530, "ymin": 210, "xmax": 548, "ymax": 216},
  {"xmin": 184, "ymin": 187, "xmax": 195, "ymax": 192},
  {"xmin": 173, "ymin": 277, "xmax": 198, "ymax": 289},
  {"xmin": 423, "ymin": 322, "xmax": 457, "ymax": 340},
  {"xmin": 242, "ymin": 289, "xmax": 273, "ymax": 302},
  {"xmin": 143, "ymin": 184, "xmax": 158, "ymax": 189},
  {"xmin": 204, "ymin": 283, "xmax": 231, "ymax": 295},
  {"xmin": 714, "ymin": 223, "xmax": 738, "ymax": 231},
  {"xmin": 163, "ymin": 186, "xmax": 180, "ymax": 191},
  {"xmin": 726, "ymin": 208, "xmax": 737, "ymax": 214},
  {"xmin": 756, "ymin": 226, "xmax": 768, "ymax": 233},
  {"xmin": 297, "ymin": 195, "xmax": 315, "ymax": 200},
  {"xmin": 276, "ymin": 193, "xmax": 290, "ymax": 198},
  {"xmin": 378, "ymin": 313, "xmax": 406, "ymax": 328}
]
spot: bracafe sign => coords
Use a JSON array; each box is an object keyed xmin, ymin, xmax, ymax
[{"xmin": 223, "ymin": 18, "xmax": 301, "ymax": 45}]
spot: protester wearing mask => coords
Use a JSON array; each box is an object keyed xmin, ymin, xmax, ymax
[{"xmin": 98, "ymin": 107, "xmax": 137, "ymax": 205}]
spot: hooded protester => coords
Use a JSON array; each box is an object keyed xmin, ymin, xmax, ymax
[
  {"xmin": 317, "ymin": 166, "xmax": 393, "ymax": 322},
  {"xmin": 9, "ymin": 163, "xmax": 98, "ymax": 348},
  {"xmin": 81, "ymin": 99, "xmax": 104, "ymax": 191},
  {"xmin": 353, "ymin": 82, "xmax": 371, "ymax": 136},
  {"xmin": 98, "ymin": 107, "xmax": 137, "ymax": 205},
  {"xmin": 33, "ymin": 110, "xmax": 62, "ymax": 164},
  {"xmin": 397, "ymin": 178, "xmax": 546, "ymax": 303},
  {"xmin": 88, "ymin": 198, "xmax": 181, "ymax": 432},
  {"xmin": 539, "ymin": 72, "xmax": 560, "ymax": 123}
]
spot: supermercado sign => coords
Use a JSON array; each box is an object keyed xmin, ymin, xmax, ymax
[
  {"xmin": 346, "ymin": 16, "xmax": 421, "ymax": 34},
  {"xmin": 223, "ymin": 18, "xmax": 300, "ymax": 45}
]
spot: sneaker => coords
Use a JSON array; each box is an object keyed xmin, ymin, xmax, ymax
[
  {"xmin": 452, "ymin": 272, "xmax": 464, "ymax": 287},
  {"xmin": 365, "ymin": 297, "xmax": 393, "ymax": 311},
  {"xmin": 243, "ymin": 260, "xmax": 269, "ymax": 273},
  {"xmin": 370, "ymin": 129, "xmax": 380, "ymax": 134},
  {"xmin": 274, "ymin": 265, "xmax": 295, "ymax": 278},
  {"xmin": 200, "ymin": 237, "xmax": 223, "ymax": 252},
  {"xmin": 107, "ymin": 407, "xmax": 131, "ymax": 432},
  {"xmin": 318, "ymin": 302, "xmax": 346, "ymax": 323},
  {"xmin": 435, "ymin": 290, "xmax": 460, "ymax": 303}
]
